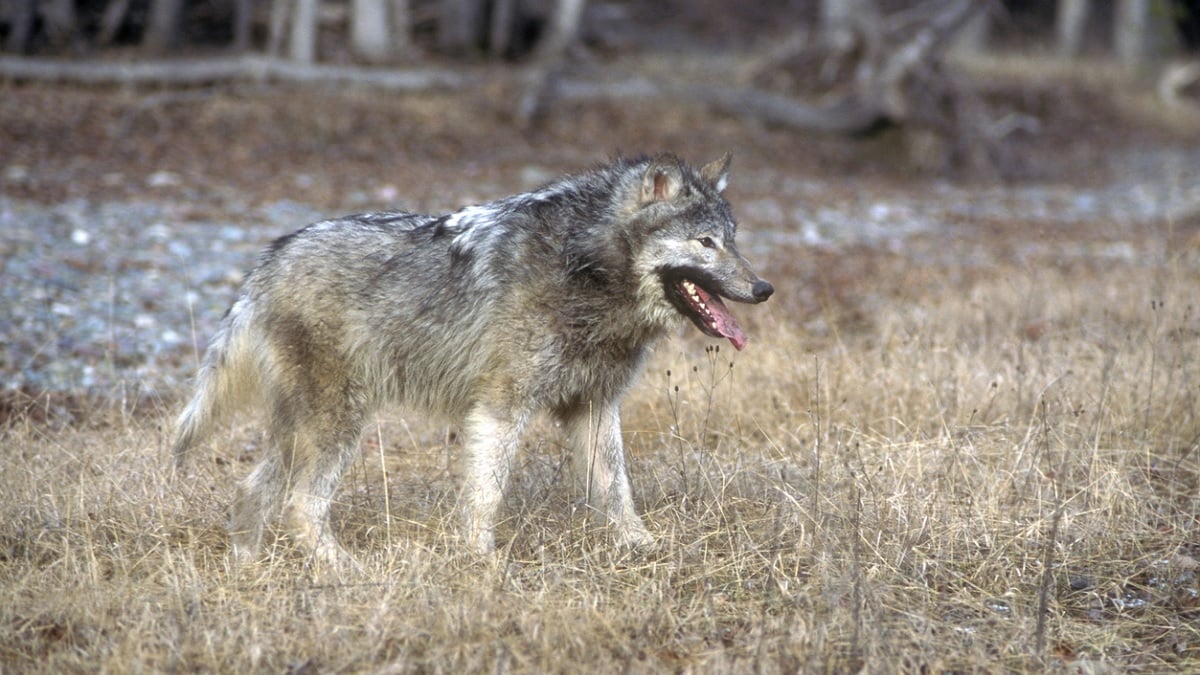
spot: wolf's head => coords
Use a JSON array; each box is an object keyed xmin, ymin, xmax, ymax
[{"xmin": 624, "ymin": 154, "xmax": 774, "ymax": 351}]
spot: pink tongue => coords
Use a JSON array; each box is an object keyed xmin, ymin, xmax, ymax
[
  {"xmin": 715, "ymin": 309, "xmax": 748, "ymax": 351},
  {"xmin": 695, "ymin": 285, "xmax": 748, "ymax": 351}
]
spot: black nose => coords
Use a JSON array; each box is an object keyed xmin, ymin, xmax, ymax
[{"xmin": 752, "ymin": 280, "xmax": 774, "ymax": 302}]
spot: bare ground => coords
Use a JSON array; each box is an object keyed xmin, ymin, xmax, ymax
[{"xmin": 2, "ymin": 54, "xmax": 1200, "ymax": 672}]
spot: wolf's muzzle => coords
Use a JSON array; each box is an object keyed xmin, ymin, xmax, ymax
[{"xmin": 752, "ymin": 280, "xmax": 775, "ymax": 302}]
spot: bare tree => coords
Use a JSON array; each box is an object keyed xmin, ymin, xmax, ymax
[
  {"xmin": 1056, "ymin": 0, "xmax": 1090, "ymax": 56},
  {"xmin": 1114, "ymin": 0, "xmax": 1176, "ymax": 67},
  {"xmin": 268, "ymin": 0, "xmax": 289, "ymax": 56},
  {"xmin": 350, "ymin": 0, "xmax": 414, "ymax": 61},
  {"xmin": 950, "ymin": 3, "xmax": 989, "ymax": 55},
  {"xmin": 439, "ymin": 0, "xmax": 485, "ymax": 55},
  {"xmin": 3, "ymin": 0, "xmax": 36, "ymax": 52},
  {"xmin": 1116, "ymin": 0, "xmax": 1152, "ymax": 65},
  {"xmin": 352, "ymin": 0, "xmax": 392, "ymax": 61},
  {"xmin": 232, "ymin": 0, "xmax": 254, "ymax": 51},
  {"xmin": 488, "ymin": 0, "xmax": 516, "ymax": 57},
  {"xmin": 516, "ymin": 0, "xmax": 589, "ymax": 125},
  {"xmin": 391, "ymin": 0, "xmax": 412, "ymax": 57},
  {"xmin": 144, "ymin": 0, "xmax": 183, "ymax": 53},
  {"xmin": 535, "ymin": 0, "xmax": 586, "ymax": 59},
  {"xmin": 39, "ymin": 0, "xmax": 78, "ymax": 49},
  {"xmin": 290, "ymin": 0, "xmax": 320, "ymax": 63},
  {"xmin": 96, "ymin": 0, "xmax": 132, "ymax": 46},
  {"xmin": 820, "ymin": 0, "xmax": 875, "ymax": 50}
]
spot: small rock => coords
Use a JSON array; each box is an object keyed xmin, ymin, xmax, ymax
[
  {"xmin": 147, "ymin": 171, "xmax": 181, "ymax": 187},
  {"xmin": 5, "ymin": 165, "xmax": 29, "ymax": 182}
]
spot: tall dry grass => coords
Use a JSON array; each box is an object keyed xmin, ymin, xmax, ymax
[{"xmin": 3, "ymin": 218, "xmax": 1198, "ymax": 673}]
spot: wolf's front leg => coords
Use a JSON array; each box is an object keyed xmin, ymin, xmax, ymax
[
  {"xmin": 565, "ymin": 401, "xmax": 654, "ymax": 549},
  {"xmin": 460, "ymin": 405, "xmax": 525, "ymax": 554}
]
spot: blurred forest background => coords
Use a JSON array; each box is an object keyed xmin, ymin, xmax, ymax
[
  {"xmin": 2, "ymin": 0, "xmax": 1199, "ymax": 179},
  {"xmin": 3, "ymin": 0, "xmax": 1199, "ymax": 65}
]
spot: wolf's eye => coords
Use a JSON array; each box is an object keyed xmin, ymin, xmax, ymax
[{"xmin": 698, "ymin": 237, "xmax": 717, "ymax": 249}]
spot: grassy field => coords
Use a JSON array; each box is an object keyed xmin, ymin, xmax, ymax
[
  {"xmin": 4, "ymin": 207, "xmax": 1199, "ymax": 672},
  {"xmin": 3, "ymin": 61, "xmax": 1200, "ymax": 671}
]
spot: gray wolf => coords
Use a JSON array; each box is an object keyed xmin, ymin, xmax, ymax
[{"xmin": 172, "ymin": 153, "xmax": 774, "ymax": 565}]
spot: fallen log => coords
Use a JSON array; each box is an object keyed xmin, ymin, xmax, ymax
[{"xmin": 0, "ymin": 55, "xmax": 476, "ymax": 90}]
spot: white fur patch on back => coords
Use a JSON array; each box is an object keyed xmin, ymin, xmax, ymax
[{"xmin": 445, "ymin": 203, "xmax": 507, "ymax": 257}]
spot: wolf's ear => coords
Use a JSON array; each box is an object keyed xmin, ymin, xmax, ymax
[
  {"xmin": 639, "ymin": 157, "xmax": 684, "ymax": 205},
  {"xmin": 700, "ymin": 153, "xmax": 732, "ymax": 193}
]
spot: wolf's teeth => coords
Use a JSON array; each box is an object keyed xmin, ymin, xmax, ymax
[{"xmin": 681, "ymin": 279, "xmax": 712, "ymax": 316}]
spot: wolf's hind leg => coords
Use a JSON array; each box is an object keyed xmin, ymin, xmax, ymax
[
  {"xmin": 277, "ymin": 408, "xmax": 368, "ymax": 570},
  {"xmin": 565, "ymin": 401, "xmax": 654, "ymax": 549},
  {"xmin": 230, "ymin": 452, "xmax": 287, "ymax": 564},
  {"xmin": 460, "ymin": 405, "xmax": 526, "ymax": 554},
  {"xmin": 231, "ymin": 384, "xmax": 368, "ymax": 570}
]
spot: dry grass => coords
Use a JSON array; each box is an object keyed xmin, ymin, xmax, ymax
[{"xmin": 4, "ymin": 214, "xmax": 1198, "ymax": 674}]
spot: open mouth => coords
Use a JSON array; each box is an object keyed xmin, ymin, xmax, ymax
[{"xmin": 666, "ymin": 275, "xmax": 748, "ymax": 351}]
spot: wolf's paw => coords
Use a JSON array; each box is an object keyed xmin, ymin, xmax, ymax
[
  {"xmin": 613, "ymin": 525, "xmax": 658, "ymax": 555},
  {"xmin": 458, "ymin": 522, "xmax": 500, "ymax": 557},
  {"xmin": 305, "ymin": 540, "xmax": 362, "ymax": 578},
  {"xmin": 230, "ymin": 540, "xmax": 265, "ymax": 566}
]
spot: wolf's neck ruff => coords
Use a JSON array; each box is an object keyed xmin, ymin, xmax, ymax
[{"xmin": 426, "ymin": 154, "xmax": 769, "ymax": 352}]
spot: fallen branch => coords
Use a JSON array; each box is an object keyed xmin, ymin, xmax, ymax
[
  {"xmin": 0, "ymin": 53, "xmax": 894, "ymax": 136},
  {"xmin": 551, "ymin": 76, "xmax": 885, "ymax": 134},
  {"xmin": 554, "ymin": 0, "xmax": 989, "ymax": 144},
  {"xmin": 0, "ymin": 55, "xmax": 477, "ymax": 90},
  {"xmin": 1159, "ymin": 60, "xmax": 1200, "ymax": 109}
]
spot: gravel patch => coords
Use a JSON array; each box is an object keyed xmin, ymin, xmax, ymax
[
  {"xmin": 0, "ymin": 197, "xmax": 325, "ymax": 403},
  {"xmin": 738, "ymin": 147, "xmax": 1200, "ymax": 251}
]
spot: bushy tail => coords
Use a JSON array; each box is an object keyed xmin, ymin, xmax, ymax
[{"xmin": 172, "ymin": 300, "xmax": 263, "ymax": 471}]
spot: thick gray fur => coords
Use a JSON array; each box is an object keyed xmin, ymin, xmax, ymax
[{"xmin": 173, "ymin": 153, "xmax": 774, "ymax": 565}]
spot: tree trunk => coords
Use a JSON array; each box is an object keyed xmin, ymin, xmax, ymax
[
  {"xmin": 290, "ymin": 0, "xmax": 320, "ymax": 63},
  {"xmin": 950, "ymin": 4, "xmax": 989, "ymax": 55},
  {"xmin": 439, "ymin": 0, "xmax": 485, "ymax": 55},
  {"xmin": 1055, "ymin": 0, "xmax": 1089, "ymax": 56},
  {"xmin": 40, "ymin": 0, "xmax": 78, "ymax": 49},
  {"xmin": 820, "ymin": 0, "xmax": 874, "ymax": 50},
  {"xmin": 232, "ymin": 0, "xmax": 254, "ymax": 51},
  {"xmin": 488, "ymin": 0, "xmax": 516, "ymax": 58},
  {"xmin": 98, "ymin": 0, "xmax": 132, "ymax": 46},
  {"xmin": 3, "ymin": 0, "xmax": 35, "ymax": 52},
  {"xmin": 351, "ymin": 0, "xmax": 392, "ymax": 61},
  {"xmin": 144, "ymin": 0, "xmax": 183, "ymax": 53},
  {"xmin": 536, "ymin": 0, "xmax": 586, "ymax": 59},
  {"xmin": 1115, "ymin": 0, "xmax": 1150, "ymax": 66},
  {"xmin": 1115, "ymin": 0, "xmax": 1176, "ymax": 67},
  {"xmin": 390, "ymin": 0, "xmax": 412, "ymax": 57},
  {"xmin": 268, "ymin": 0, "xmax": 290, "ymax": 56}
]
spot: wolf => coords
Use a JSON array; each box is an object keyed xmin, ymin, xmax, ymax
[{"xmin": 172, "ymin": 153, "xmax": 774, "ymax": 565}]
